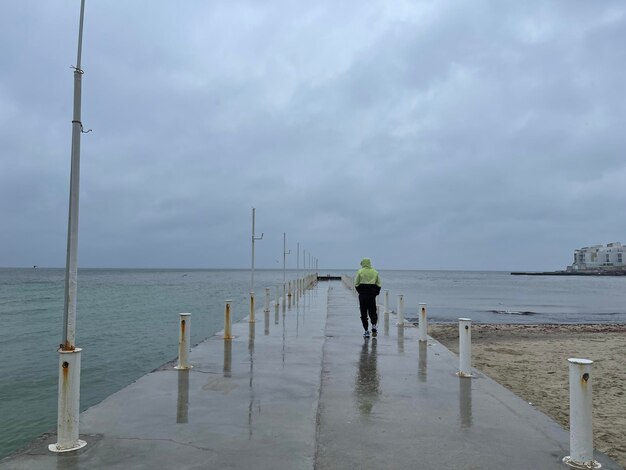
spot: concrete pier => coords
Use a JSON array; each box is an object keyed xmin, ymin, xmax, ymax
[{"xmin": 1, "ymin": 282, "xmax": 622, "ymax": 469}]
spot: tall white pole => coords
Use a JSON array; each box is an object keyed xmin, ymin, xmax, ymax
[
  {"xmin": 51, "ymin": 0, "xmax": 88, "ymax": 453},
  {"xmin": 250, "ymin": 208, "xmax": 255, "ymax": 321},
  {"xmin": 282, "ymin": 233, "xmax": 290, "ymax": 311},
  {"xmin": 62, "ymin": 0, "xmax": 87, "ymax": 352},
  {"xmin": 250, "ymin": 208, "xmax": 263, "ymax": 322},
  {"xmin": 283, "ymin": 232, "xmax": 286, "ymax": 289}
]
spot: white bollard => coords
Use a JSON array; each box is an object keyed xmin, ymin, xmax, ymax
[
  {"xmin": 397, "ymin": 294, "xmax": 404, "ymax": 326},
  {"xmin": 418, "ymin": 303, "xmax": 428, "ymax": 342},
  {"xmin": 458, "ymin": 318, "xmax": 472, "ymax": 377},
  {"xmin": 264, "ymin": 287, "xmax": 270, "ymax": 313},
  {"xmin": 224, "ymin": 301, "xmax": 233, "ymax": 340},
  {"xmin": 249, "ymin": 291, "xmax": 255, "ymax": 323},
  {"xmin": 175, "ymin": 313, "xmax": 192, "ymax": 370},
  {"xmin": 563, "ymin": 358, "xmax": 600, "ymax": 469},
  {"xmin": 384, "ymin": 290, "xmax": 389, "ymax": 315},
  {"xmin": 49, "ymin": 348, "xmax": 87, "ymax": 452}
]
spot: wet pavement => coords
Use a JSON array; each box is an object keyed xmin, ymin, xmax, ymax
[{"xmin": 1, "ymin": 281, "xmax": 622, "ymax": 469}]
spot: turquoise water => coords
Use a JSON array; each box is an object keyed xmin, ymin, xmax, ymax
[
  {"xmin": 0, "ymin": 268, "xmax": 298, "ymax": 459},
  {"xmin": 1, "ymin": 268, "xmax": 625, "ymax": 459}
]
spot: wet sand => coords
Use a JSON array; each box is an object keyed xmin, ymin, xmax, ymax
[{"xmin": 428, "ymin": 323, "xmax": 626, "ymax": 468}]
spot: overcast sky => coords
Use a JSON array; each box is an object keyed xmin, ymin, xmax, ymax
[{"xmin": 1, "ymin": 1, "xmax": 625, "ymax": 271}]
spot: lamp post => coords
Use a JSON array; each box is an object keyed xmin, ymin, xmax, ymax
[
  {"xmin": 50, "ymin": 0, "xmax": 89, "ymax": 453},
  {"xmin": 283, "ymin": 232, "xmax": 290, "ymax": 311},
  {"xmin": 250, "ymin": 208, "xmax": 263, "ymax": 322}
]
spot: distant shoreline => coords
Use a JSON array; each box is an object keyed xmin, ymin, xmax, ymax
[{"xmin": 511, "ymin": 270, "xmax": 626, "ymax": 276}]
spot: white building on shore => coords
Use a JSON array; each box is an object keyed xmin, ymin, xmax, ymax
[{"xmin": 568, "ymin": 242, "xmax": 625, "ymax": 271}]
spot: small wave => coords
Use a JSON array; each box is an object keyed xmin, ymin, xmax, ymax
[{"xmin": 489, "ymin": 310, "xmax": 538, "ymax": 316}]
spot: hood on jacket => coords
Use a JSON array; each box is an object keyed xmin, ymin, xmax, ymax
[{"xmin": 360, "ymin": 258, "xmax": 372, "ymax": 268}]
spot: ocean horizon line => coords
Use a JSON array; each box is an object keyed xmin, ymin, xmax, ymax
[{"xmin": 1, "ymin": 266, "xmax": 519, "ymax": 273}]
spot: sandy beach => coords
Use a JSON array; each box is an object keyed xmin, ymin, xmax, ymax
[{"xmin": 428, "ymin": 323, "xmax": 626, "ymax": 468}]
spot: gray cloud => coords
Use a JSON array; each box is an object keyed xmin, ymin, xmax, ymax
[{"xmin": 1, "ymin": 1, "xmax": 625, "ymax": 271}]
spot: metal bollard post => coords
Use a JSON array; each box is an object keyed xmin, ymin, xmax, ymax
[
  {"xmin": 563, "ymin": 358, "xmax": 600, "ymax": 469},
  {"xmin": 48, "ymin": 348, "xmax": 87, "ymax": 452},
  {"xmin": 397, "ymin": 294, "xmax": 404, "ymax": 326},
  {"xmin": 384, "ymin": 290, "xmax": 389, "ymax": 315},
  {"xmin": 224, "ymin": 301, "xmax": 233, "ymax": 340},
  {"xmin": 249, "ymin": 291, "xmax": 255, "ymax": 323},
  {"xmin": 418, "ymin": 303, "xmax": 428, "ymax": 342},
  {"xmin": 264, "ymin": 287, "xmax": 270, "ymax": 313},
  {"xmin": 458, "ymin": 318, "xmax": 472, "ymax": 377},
  {"xmin": 175, "ymin": 313, "xmax": 192, "ymax": 370}
]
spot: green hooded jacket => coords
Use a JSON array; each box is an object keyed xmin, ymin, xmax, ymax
[{"xmin": 354, "ymin": 258, "xmax": 382, "ymax": 295}]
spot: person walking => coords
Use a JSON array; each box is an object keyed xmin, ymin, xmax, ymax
[{"xmin": 354, "ymin": 258, "xmax": 382, "ymax": 338}]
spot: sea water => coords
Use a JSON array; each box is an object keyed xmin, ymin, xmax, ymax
[{"xmin": 1, "ymin": 268, "xmax": 625, "ymax": 458}]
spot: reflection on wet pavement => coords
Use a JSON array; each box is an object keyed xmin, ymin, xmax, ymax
[
  {"xmin": 418, "ymin": 341, "xmax": 427, "ymax": 382},
  {"xmin": 384, "ymin": 311, "xmax": 389, "ymax": 336},
  {"xmin": 397, "ymin": 325, "xmax": 405, "ymax": 353},
  {"xmin": 176, "ymin": 369, "xmax": 190, "ymax": 424},
  {"xmin": 249, "ymin": 322, "xmax": 255, "ymax": 347},
  {"xmin": 223, "ymin": 339, "xmax": 232, "ymax": 377},
  {"xmin": 248, "ymin": 321, "xmax": 256, "ymax": 440},
  {"xmin": 249, "ymin": 322, "xmax": 255, "ymax": 388},
  {"xmin": 459, "ymin": 376, "xmax": 472, "ymax": 429},
  {"xmin": 354, "ymin": 339, "xmax": 381, "ymax": 417}
]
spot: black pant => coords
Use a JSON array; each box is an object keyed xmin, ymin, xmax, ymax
[{"xmin": 359, "ymin": 294, "xmax": 378, "ymax": 330}]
